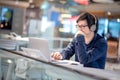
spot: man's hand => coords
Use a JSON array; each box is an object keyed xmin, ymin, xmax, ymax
[
  {"xmin": 51, "ymin": 52, "xmax": 63, "ymax": 60},
  {"xmin": 75, "ymin": 31, "xmax": 84, "ymax": 37}
]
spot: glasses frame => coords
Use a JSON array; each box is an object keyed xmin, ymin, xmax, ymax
[{"xmin": 76, "ymin": 24, "xmax": 88, "ymax": 28}]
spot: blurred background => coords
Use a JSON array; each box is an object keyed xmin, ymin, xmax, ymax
[{"xmin": 0, "ymin": 0, "xmax": 120, "ymax": 70}]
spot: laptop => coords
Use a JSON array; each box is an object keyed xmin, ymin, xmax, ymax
[
  {"xmin": 21, "ymin": 37, "xmax": 81, "ymax": 65},
  {"xmin": 29, "ymin": 37, "xmax": 50, "ymax": 60}
]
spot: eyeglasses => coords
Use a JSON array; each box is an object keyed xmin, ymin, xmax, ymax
[{"xmin": 76, "ymin": 25, "xmax": 88, "ymax": 28}]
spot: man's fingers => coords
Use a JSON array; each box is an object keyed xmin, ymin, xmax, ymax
[{"xmin": 50, "ymin": 52, "xmax": 62, "ymax": 60}]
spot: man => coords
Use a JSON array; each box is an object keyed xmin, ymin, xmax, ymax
[{"xmin": 51, "ymin": 12, "xmax": 107, "ymax": 69}]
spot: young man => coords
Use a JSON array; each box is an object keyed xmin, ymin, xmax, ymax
[{"xmin": 51, "ymin": 12, "xmax": 107, "ymax": 69}]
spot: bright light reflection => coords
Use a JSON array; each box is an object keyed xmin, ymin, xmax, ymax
[
  {"xmin": 117, "ymin": 18, "xmax": 120, "ymax": 22},
  {"xmin": 7, "ymin": 59, "xmax": 12, "ymax": 63}
]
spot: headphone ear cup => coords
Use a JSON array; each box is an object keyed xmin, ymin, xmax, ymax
[{"xmin": 90, "ymin": 25, "xmax": 96, "ymax": 32}]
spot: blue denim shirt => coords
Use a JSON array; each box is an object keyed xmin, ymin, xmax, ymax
[{"xmin": 61, "ymin": 34, "xmax": 107, "ymax": 69}]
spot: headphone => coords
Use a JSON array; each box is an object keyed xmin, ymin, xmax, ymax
[
  {"xmin": 89, "ymin": 13, "xmax": 97, "ymax": 32},
  {"xmin": 91, "ymin": 24, "xmax": 96, "ymax": 32}
]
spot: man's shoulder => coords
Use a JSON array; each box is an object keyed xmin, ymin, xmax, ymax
[
  {"xmin": 96, "ymin": 34, "xmax": 107, "ymax": 45},
  {"xmin": 96, "ymin": 34, "xmax": 105, "ymax": 40}
]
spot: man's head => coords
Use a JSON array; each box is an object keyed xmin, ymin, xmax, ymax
[{"xmin": 76, "ymin": 12, "xmax": 98, "ymax": 33}]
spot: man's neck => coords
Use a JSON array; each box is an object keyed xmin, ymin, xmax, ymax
[{"xmin": 85, "ymin": 32, "xmax": 94, "ymax": 44}]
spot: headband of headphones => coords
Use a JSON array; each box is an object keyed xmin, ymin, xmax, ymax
[{"xmin": 88, "ymin": 12, "xmax": 97, "ymax": 25}]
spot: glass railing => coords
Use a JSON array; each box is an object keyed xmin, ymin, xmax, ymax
[{"xmin": 0, "ymin": 48, "xmax": 119, "ymax": 80}]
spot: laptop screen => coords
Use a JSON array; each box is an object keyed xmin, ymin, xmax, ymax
[{"xmin": 29, "ymin": 37, "xmax": 50, "ymax": 60}]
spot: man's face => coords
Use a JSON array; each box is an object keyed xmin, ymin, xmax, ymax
[{"xmin": 76, "ymin": 20, "xmax": 92, "ymax": 36}]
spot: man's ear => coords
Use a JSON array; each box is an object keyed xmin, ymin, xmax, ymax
[{"xmin": 90, "ymin": 25, "xmax": 96, "ymax": 32}]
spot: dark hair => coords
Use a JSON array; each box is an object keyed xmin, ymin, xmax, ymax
[{"xmin": 76, "ymin": 12, "xmax": 98, "ymax": 33}]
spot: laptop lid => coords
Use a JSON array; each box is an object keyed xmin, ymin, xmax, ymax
[{"xmin": 28, "ymin": 37, "xmax": 50, "ymax": 60}]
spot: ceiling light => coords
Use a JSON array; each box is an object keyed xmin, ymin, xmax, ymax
[
  {"xmin": 107, "ymin": 11, "xmax": 111, "ymax": 15},
  {"xmin": 29, "ymin": 0, "xmax": 33, "ymax": 3},
  {"xmin": 61, "ymin": 14, "xmax": 72, "ymax": 18},
  {"xmin": 15, "ymin": 0, "xmax": 19, "ymax": 4},
  {"xmin": 49, "ymin": 0, "xmax": 54, "ymax": 1},
  {"xmin": 93, "ymin": 0, "xmax": 114, "ymax": 3},
  {"xmin": 59, "ymin": 0, "xmax": 67, "ymax": 4}
]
